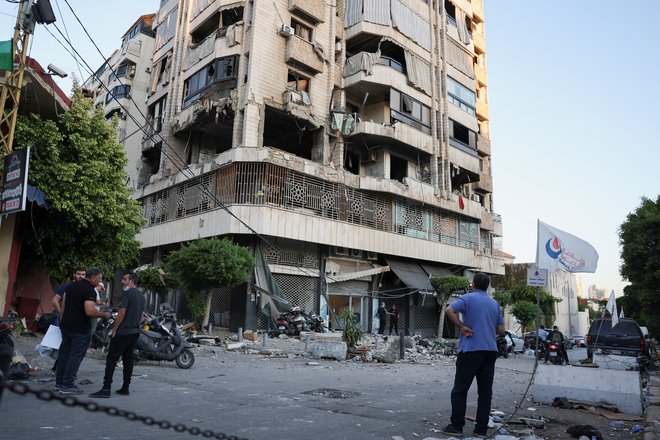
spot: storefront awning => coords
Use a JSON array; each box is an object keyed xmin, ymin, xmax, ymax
[{"xmin": 385, "ymin": 258, "xmax": 454, "ymax": 292}]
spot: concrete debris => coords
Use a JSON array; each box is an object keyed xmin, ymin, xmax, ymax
[
  {"xmin": 226, "ymin": 342, "xmax": 245, "ymax": 351},
  {"xmin": 243, "ymin": 330, "xmax": 258, "ymax": 341},
  {"xmin": 517, "ymin": 417, "xmax": 546, "ymax": 429}
]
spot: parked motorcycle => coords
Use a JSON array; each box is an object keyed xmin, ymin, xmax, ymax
[
  {"xmin": 134, "ymin": 308, "xmax": 195, "ymax": 369},
  {"xmin": 270, "ymin": 306, "xmax": 325, "ymax": 337},
  {"xmin": 496, "ymin": 334, "xmax": 508, "ymax": 358},
  {"xmin": 0, "ymin": 317, "xmax": 15, "ymax": 379},
  {"xmin": 90, "ymin": 309, "xmax": 117, "ymax": 349}
]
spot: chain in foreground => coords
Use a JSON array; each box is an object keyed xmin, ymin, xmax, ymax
[{"xmin": 0, "ymin": 379, "xmax": 248, "ymax": 440}]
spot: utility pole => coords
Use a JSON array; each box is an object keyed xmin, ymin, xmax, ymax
[{"xmin": 0, "ymin": 0, "xmax": 55, "ymax": 155}]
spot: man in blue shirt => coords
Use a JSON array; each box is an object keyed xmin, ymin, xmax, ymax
[{"xmin": 442, "ymin": 272, "xmax": 504, "ymax": 438}]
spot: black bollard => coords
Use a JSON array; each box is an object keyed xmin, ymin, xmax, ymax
[{"xmin": 399, "ymin": 332, "xmax": 404, "ymax": 360}]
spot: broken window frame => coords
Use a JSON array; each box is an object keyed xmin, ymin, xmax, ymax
[
  {"xmin": 390, "ymin": 89, "xmax": 431, "ymax": 135},
  {"xmin": 291, "ymin": 18, "xmax": 313, "ymax": 42},
  {"xmin": 182, "ymin": 55, "xmax": 239, "ymax": 107},
  {"xmin": 106, "ymin": 84, "xmax": 131, "ymax": 104}
]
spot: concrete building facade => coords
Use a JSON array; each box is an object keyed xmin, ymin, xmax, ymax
[
  {"xmin": 93, "ymin": 0, "xmax": 505, "ymax": 335},
  {"xmin": 83, "ymin": 14, "xmax": 156, "ymax": 190}
]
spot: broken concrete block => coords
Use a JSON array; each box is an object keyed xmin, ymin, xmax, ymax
[
  {"xmin": 243, "ymin": 330, "xmax": 258, "ymax": 341},
  {"xmin": 226, "ymin": 342, "xmax": 245, "ymax": 350},
  {"xmin": 531, "ymin": 364, "xmax": 643, "ymax": 415},
  {"xmin": 311, "ymin": 340, "xmax": 347, "ymax": 361},
  {"xmin": 198, "ymin": 338, "xmax": 216, "ymax": 346}
]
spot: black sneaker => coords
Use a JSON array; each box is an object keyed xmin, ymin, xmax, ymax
[
  {"xmin": 473, "ymin": 427, "xmax": 488, "ymax": 438},
  {"xmin": 89, "ymin": 388, "xmax": 111, "ymax": 398},
  {"xmin": 115, "ymin": 387, "xmax": 129, "ymax": 396},
  {"xmin": 441, "ymin": 423, "xmax": 463, "ymax": 437}
]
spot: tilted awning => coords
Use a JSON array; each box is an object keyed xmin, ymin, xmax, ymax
[{"xmin": 385, "ymin": 258, "xmax": 454, "ymax": 292}]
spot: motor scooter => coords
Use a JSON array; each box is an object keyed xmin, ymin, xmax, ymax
[
  {"xmin": 496, "ymin": 334, "xmax": 508, "ymax": 358},
  {"xmin": 546, "ymin": 342, "xmax": 565, "ymax": 365},
  {"xmin": 90, "ymin": 309, "xmax": 117, "ymax": 349},
  {"xmin": 134, "ymin": 308, "xmax": 195, "ymax": 369}
]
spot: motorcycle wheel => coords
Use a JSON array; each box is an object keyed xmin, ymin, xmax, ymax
[{"xmin": 175, "ymin": 348, "xmax": 195, "ymax": 369}]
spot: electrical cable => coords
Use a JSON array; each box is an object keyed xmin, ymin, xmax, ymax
[
  {"xmin": 46, "ymin": 3, "xmax": 491, "ymax": 306},
  {"xmin": 53, "ymin": 0, "xmax": 84, "ymax": 81}
]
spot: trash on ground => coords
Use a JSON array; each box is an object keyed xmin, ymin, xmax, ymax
[{"xmin": 566, "ymin": 424, "xmax": 603, "ymax": 440}]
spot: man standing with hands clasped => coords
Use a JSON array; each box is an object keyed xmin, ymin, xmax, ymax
[
  {"xmin": 442, "ymin": 272, "xmax": 504, "ymax": 438},
  {"xmin": 90, "ymin": 272, "xmax": 145, "ymax": 398}
]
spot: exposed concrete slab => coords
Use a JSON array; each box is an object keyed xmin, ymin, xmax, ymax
[
  {"xmin": 312, "ymin": 340, "xmax": 347, "ymax": 361},
  {"xmin": 531, "ymin": 364, "xmax": 643, "ymax": 415},
  {"xmin": 592, "ymin": 353, "xmax": 638, "ymax": 370}
]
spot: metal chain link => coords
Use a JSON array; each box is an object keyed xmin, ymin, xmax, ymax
[{"xmin": 0, "ymin": 379, "xmax": 247, "ymax": 440}]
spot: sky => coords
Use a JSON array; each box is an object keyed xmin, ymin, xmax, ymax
[
  {"xmin": 485, "ymin": 1, "xmax": 660, "ymax": 297},
  {"xmin": 2, "ymin": 1, "xmax": 658, "ymax": 297}
]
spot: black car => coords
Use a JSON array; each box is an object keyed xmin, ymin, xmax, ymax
[{"xmin": 586, "ymin": 317, "xmax": 648, "ymax": 359}]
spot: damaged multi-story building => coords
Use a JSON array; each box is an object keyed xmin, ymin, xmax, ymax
[{"xmin": 91, "ymin": 0, "xmax": 505, "ymax": 336}]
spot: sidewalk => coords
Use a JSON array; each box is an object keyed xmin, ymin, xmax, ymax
[{"xmin": 645, "ymin": 370, "xmax": 660, "ymax": 440}]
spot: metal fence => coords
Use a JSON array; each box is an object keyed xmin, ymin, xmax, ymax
[{"xmin": 141, "ymin": 162, "xmax": 488, "ymax": 252}]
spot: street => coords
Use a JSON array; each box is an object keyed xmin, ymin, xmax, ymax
[{"xmin": 1, "ymin": 336, "xmax": 637, "ymax": 439}]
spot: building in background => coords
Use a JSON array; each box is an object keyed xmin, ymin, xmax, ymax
[
  {"xmin": 587, "ymin": 284, "xmax": 607, "ymax": 301},
  {"xmin": 83, "ymin": 14, "xmax": 156, "ymax": 190},
  {"xmin": 92, "ymin": 0, "xmax": 505, "ymax": 335}
]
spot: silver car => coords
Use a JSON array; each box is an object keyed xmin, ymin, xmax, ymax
[{"xmin": 504, "ymin": 330, "xmax": 525, "ymax": 353}]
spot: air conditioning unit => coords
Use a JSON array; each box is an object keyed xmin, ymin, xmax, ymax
[
  {"xmin": 471, "ymin": 194, "xmax": 481, "ymax": 203},
  {"xmin": 334, "ymin": 41, "xmax": 342, "ymax": 53},
  {"xmin": 350, "ymin": 249, "xmax": 362, "ymax": 258},
  {"xmin": 128, "ymin": 65, "xmax": 136, "ymax": 78},
  {"xmin": 279, "ymin": 24, "xmax": 294, "ymax": 38},
  {"xmin": 334, "ymin": 246, "xmax": 348, "ymax": 256}
]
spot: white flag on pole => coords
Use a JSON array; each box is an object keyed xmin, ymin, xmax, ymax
[
  {"xmin": 536, "ymin": 220, "xmax": 599, "ymax": 273},
  {"xmin": 619, "ymin": 307, "xmax": 625, "ymax": 319},
  {"xmin": 606, "ymin": 290, "xmax": 619, "ymax": 328}
]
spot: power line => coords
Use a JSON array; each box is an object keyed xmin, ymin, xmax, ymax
[
  {"xmin": 45, "ymin": 3, "xmax": 484, "ymax": 299},
  {"xmin": 53, "ymin": 0, "xmax": 84, "ymax": 80}
]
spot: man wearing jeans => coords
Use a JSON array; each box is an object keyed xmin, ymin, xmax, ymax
[
  {"xmin": 442, "ymin": 272, "xmax": 504, "ymax": 438},
  {"xmin": 55, "ymin": 267, "xmax": 111, "ymax": 395}
]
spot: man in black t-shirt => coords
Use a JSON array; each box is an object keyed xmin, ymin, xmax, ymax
[
  {"xmin": 90, "ymin": 272, "xmax": 146, "ymax": 398},
  {"xmin": 55, "ymin": 268, "xmax": 111, "ymax": 395},
  {"xmin": 376, "ymin": 302, "xmax": 388, "ymax": 335}
]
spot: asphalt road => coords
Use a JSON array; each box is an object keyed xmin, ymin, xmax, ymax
[{"xmin": 0, "ymin": 336, "xmax": 630, "ymax": 440}]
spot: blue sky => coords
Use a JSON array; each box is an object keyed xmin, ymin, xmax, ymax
[
  {"xmin": 2, "ymin": 1, "xmax": 657, "ymax": 296},
  {"xmin": 486, "ymin": 1, "xmax": 660, "ymax": 296}
]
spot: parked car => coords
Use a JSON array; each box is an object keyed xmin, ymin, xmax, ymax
[
  {"xmin": 571, "ymin": 335, "xmax": 586, "ymax": 348},
  {"xmin": 586, "ymin": 317, "xmax": 649, "ymax": 360},
  {"xmin": 504, "ymin": 330, "xmax": 525, "ymax": 353}
]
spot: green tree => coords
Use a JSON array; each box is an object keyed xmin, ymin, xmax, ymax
[
  {"xmin": 430, "ymin": 275, "xmax": 469, "ymax": 338},
  {"xmin": 511, "ymin": 300, "xmax": 536, "ymax": 333},
  {"xmin": 619, "ymin": 195, "xmax": 660, "ymax": 336},
  {"xmin": 340, "ymin": 308, "xmax": 363, "ymax": 349},
  {"xmin": 493, "ymin": 291, "xmax": 511, "ymax": 309},
  {"xmin": 493, "ymin": 265, "xmax": 559, "ymax": 327},
  {"xmin": 165, "ymin": 237, "xmax": 255, "ymax": 325},
  {"xmin": 13, "ymin": 89, "xmax": 142, "ymax": 279}
]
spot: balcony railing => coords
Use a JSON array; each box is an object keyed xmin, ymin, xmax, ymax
[{"xmin": 139, "ymin": 161, "xmax": 486, "ymax": 252}]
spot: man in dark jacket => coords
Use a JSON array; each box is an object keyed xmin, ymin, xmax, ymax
[
  {"xmin": 90, "ymin": 272, "xmax": 146, "ymax": 398},
  {"xmin": 376, "ymin": 302, "xmax": 388, "ymax": 335},
  {"xmin": 55, "ymin": 268, "xmax": 111, "ymax": 395}
]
